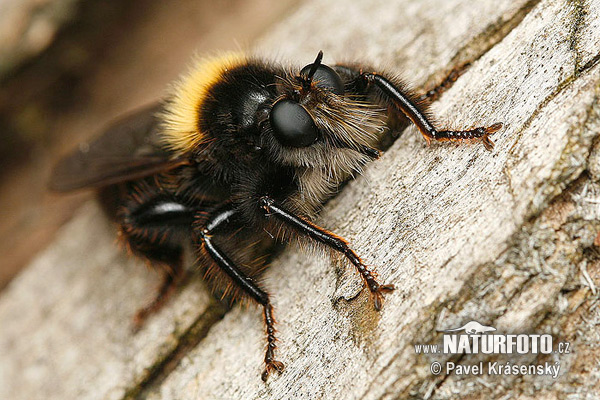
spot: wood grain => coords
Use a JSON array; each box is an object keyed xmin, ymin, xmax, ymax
[{"xmin": 1, "ymin": 0, "xmax": 599, "ymax": 399}]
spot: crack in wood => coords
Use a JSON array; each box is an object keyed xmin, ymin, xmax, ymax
[
  {"xmin": 508, "ymin": 48, "xmax": 600, "ymax": 166},
  {"xmin": 567, "ymin": 0, "xmax": 587, "ymax": 74},
  {"xmin": 421, "ymin": 0, "xmax": 543, "ymax": 100},
  {"xmin": 121, "ymin": 300, "xmax": 229, "ymax": 400}
]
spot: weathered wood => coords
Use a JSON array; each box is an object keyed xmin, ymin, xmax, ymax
[
  {"xmin": 1, "ymin": 0, "xmax": 599, "ymax": 399},
  {"xmin": 0, "ymin": 203, "xmax": 227, "ymax": 400}
]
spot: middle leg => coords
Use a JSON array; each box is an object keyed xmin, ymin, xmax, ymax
[{"xmin": 194, "ymin": 204, "xmax": 284, "ymax": 381}]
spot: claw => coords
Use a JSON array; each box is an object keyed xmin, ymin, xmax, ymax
[
  {"xmin": 482, "ymin": 135, "xmax": 495, "ymax": 151},
  {"xmin": 262, "ymin": 360, "xmax": 285, "ymax": 382},
  {"xmin": 486, "ymin": 122, "xmax": 504, "ymax": 134},
  {"xmin": 132, "ymin": 310, "xmax": 147, "ymax": 333},
  {"xmin": 372, "ymin": 283, "xmax": 395, "ymax": 311},
  {"xmin": 481, "ymin": 122, "xmax": 503, "ymax": 151}
]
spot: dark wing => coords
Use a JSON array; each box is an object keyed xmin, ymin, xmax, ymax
[{"xmin": 49, "ymin": 103, "xmax": 187, "ymax": 191}]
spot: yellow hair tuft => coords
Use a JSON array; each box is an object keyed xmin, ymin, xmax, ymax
[{"xmin": 160, "ymin": 52, "xmax": 247, "ymax": 154}]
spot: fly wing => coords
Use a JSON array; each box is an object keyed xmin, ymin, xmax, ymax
[{"xmin": 49, "ymin": 103, "xmax": 186, "ymax": 191}]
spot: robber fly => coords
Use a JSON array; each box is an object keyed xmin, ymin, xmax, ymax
[{"xmin": 50, "ymin": 51, "xmax": 502, "ymax": 380}]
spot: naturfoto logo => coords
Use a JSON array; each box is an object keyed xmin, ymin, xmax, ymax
[
  {"xmin": 440, "ymin": 320, "xmax": 553, "ymax": 355},
  {"xmin": 415, "ymin": 320, "xmax": 571, "ymax": 379}
]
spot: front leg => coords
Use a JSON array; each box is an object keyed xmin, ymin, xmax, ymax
[
  {"xmin": 358, "ymin": 72, "xmax": 502, "ymax": 150},
  {"xmin": 259, "ymin": 197, "xmax": 394, "ymax": 310}
]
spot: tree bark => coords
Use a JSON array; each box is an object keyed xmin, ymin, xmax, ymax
[{"xmin": 1, "ymin": 0, "xmax": 599, "ymax": 399}]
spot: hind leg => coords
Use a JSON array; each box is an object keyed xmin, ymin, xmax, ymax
[
  {"xmin": 122, "ymin": 230, "xmax": 185, "ymax": 330},
  {"xmin": 117, "ymin": 181, "xmax": 195, "ymax": 329}
]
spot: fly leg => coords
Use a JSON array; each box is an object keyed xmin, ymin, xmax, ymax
[
  {"xmin": 259, "ymin": 197, "xmax": 394, "ymax": 310},
  {"xmin": 195, "ymin": 205, "xmax": 284, "ymax": 381},
  {"xmin": 341, "ymin": 68, "xmax": 503, "ymax": 150},
  {"xmin": 118, "ymin": 182, "xmax": 195, "ymax": 330},
  {"xmin": 364, "ymin": 72, "xmax": 502, "ymax": 149}
]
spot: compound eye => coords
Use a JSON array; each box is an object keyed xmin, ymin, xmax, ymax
[
  {"xmin": 300, "ymin": 63, "xmax": 344, "ymax": 95},
  {"xmin": 269, "ymin": 99, "xmax": 319, "ymax": 148}
]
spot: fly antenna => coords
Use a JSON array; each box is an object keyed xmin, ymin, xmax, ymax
[{"xmin": 305, "ymin": 50, "xmax": 324, "ymax": 83}]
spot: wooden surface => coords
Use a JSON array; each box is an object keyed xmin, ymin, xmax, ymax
[{"xmin": 2, "ymin": 0, "xmax": 600, "ymax": 399}]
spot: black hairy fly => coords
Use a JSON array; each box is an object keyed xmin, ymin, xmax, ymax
[{"xmin": 50, "ymin": 51, "xmax": 502, "ymax": 381}]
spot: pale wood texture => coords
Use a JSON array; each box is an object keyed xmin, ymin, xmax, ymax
[{"xmin": 2, "ymin": 0, "xmax": 600, "ymax": 399}]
